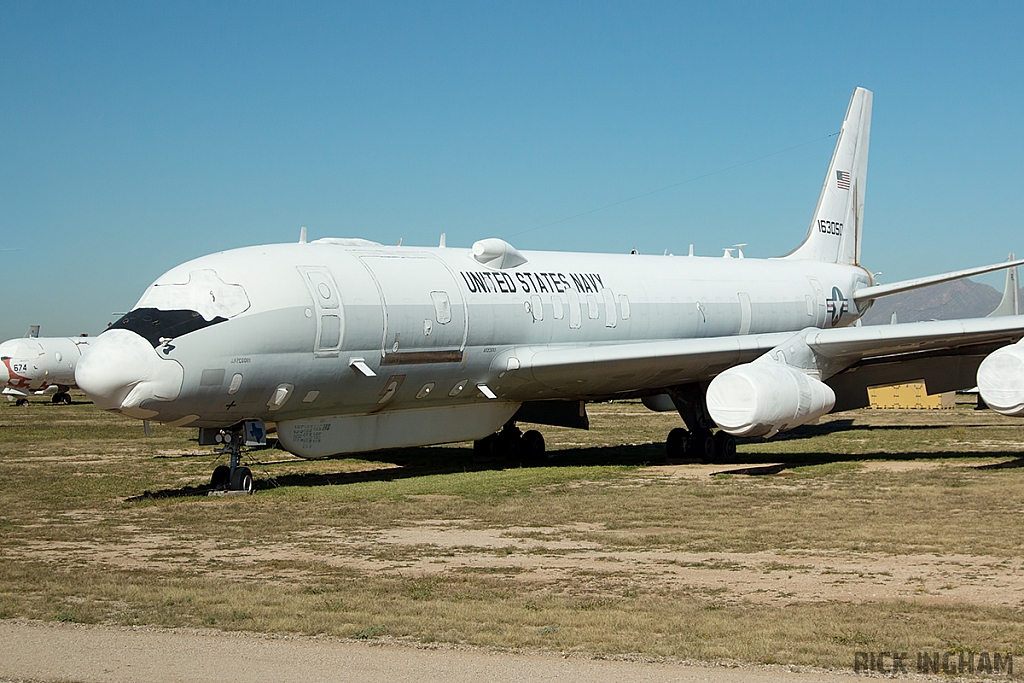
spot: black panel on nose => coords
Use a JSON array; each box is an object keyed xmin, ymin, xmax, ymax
[{"xmin": 107, "ymin": 308, "xmax": 227, "ymax": 347}]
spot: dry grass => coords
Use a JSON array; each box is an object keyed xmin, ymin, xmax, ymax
[{"xmin": 2, "ymin": 391, "xmax": 1024, "ymax": 669}]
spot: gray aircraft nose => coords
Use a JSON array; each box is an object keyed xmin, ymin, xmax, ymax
[{"xmin": 75, "ymin": 329, "xmax": 184, "ymax": 419}]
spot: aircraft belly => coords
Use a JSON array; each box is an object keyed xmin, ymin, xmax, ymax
[{"xmin": 277, "ymin": 401, "xmax": 520, "ymax": 458}]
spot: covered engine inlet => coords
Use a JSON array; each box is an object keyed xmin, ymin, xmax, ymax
[
  {"xmin": 977, "ymin": 339, "xmax": 1024, "ymax": 416},
  {"xmin": 706, "ymin": 361, "xmax": 835, "ymax": 438}
]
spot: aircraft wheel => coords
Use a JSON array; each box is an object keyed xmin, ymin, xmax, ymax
[
  {"xmin": 714, "ymin": 431, "xmax": 737, "ymax": 463},
  {"xmin": 15, "ymin": 398, "xmax": 29, "ymax": 407},
  {"xmin": 52, "ymin": 393, "xmax": 63, "ymax": 404},
  {"xmin": 211, "ymin": 465, "xmax": 231, "ymax": 489},
  {"xmin": 500, "ymin": 432, "xmax": 521, "ymax": 459},
  {"xmin": 666, "ymin": 428, "xmax": 689, "ymax": 462},
  {"xmin": 521, "ymin": 430, "xmax": 545, "ymax": 460},
  {"xmin": 690, "ymin": 429, "xmax": 717, "ymax": 464},
  {"xmin": 63, "ymin": 393, "xmax": 73, "ymax": 405},
  {"xmin": 474, "ymin": 433, "xmax": 503, "ymax": 460},
  {"xmin": 230, "ymin": 466, "xmax": 255, "ymax": 494}
]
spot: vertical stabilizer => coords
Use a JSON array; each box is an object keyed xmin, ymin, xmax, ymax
[
  {"xmin": 988, "ymin": 253, "xmax": 1019, "ymax": 317},
  {"xmin": 783, "ymin": 87, "xmax": 872, "ymax": 264}
]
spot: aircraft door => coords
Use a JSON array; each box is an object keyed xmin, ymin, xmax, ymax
[
  {"xmin": 808, "ymin": 277, "xmax": 827, "ymax": 327},
  {"xmin": 298, "ymin": 267, "xmax": 343, "ymax": 358},
  {"xmin": 359, "ymin": 255, "xmax": 467, "ymax": 363}
]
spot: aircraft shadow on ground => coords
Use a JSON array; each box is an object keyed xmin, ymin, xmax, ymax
[
  {"xmin": 128, "ymin": 442, "xmax": 669, "ymax": 501},
  {"xmin": 764, "ymin": 419, "xmax": 1012, "ymax": 440},
  {"xmin": 126, "ymin": 438, "xmax": 1024, "ymax": 501}
]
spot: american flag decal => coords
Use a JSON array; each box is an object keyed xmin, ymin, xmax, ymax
[{"xmin": 836, "ymin": 170, "xmax": 851, "ymax": 190}]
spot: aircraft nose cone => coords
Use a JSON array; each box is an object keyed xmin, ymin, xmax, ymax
[
  {"xmin": 75, "ymin": 329, "xmax": 184, "ymax": 418},
  {"xmin": 0, "ymin": 360, "xmax": 9, "ymax": 386}
]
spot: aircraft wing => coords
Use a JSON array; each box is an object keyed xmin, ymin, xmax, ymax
[{"xmin": 503, "ymin": 316, "xmax": 1024, "ymax": 411}]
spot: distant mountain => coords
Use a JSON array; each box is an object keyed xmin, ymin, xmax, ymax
[{"xmin": 860, "ymin": 278, "xmax": 1014, "ymax": 325}]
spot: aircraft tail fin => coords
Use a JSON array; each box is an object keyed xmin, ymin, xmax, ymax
[
  {"xmin": 782, "ymin": 87, "xmax": 872, "ymax": 265},
  {"xmin": 989, "ymin": 253, "xmax": 1020, "ymax": 317}
]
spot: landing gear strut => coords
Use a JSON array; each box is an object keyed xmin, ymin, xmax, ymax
[
  {"xmin": 203, "ymin": 424, "xmax": 259, "ymax": 494},
  {"xmin": 474, "ymin": 421, "xmax": 546, "ymax": 461},
  {"xmin": 663, "ymin": 384, "xmax": 737, "ymax": 464}
]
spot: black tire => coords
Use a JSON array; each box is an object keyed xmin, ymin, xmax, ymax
[
  {"xmin": 230, "ymin": 466, "xmax": 254, "ymax": 494},
  {"xmin": 51, "ymin": 393, "xmax": 63, "ymax": 404},
  {"xmin": 500, "ymin": 432, "xmax": 520, "ymax": 459},
  {"xmin": 521, "ymin": 430, "xmax": 545, "ymax": 460},
  {"xmin": 63, "ymin": 393, "xmax": 73, "ymax": 405},
  {"xmin": 691, "ymin": 429, "xmax": 717, "ymax": 464},
  {"xmin": 713, "ymin": 431, "xmax": 737, "ymax": 462},
  {"xmin": 15, "ymin": 398, "xmax": 29, "ymax": 407},
  {"xmin": 473, "ymin": 434, "xmax": 497, "ymax": 460},
  {"xmin": 666, "ymin": 427, "xmax": 689, "ymax": 462},
  {"xmin": 210, "ymin": 465, "xmax": 231, "ymax": 489}
]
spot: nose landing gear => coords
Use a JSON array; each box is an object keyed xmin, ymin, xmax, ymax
[{"xmin": 200, "ymin": 421, "xmax": 266, "ymax": 494}]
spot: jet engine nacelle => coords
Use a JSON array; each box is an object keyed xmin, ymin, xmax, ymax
[
  {"xmin": 977, "ymin": 340, "xmax": 1024, "ymax": 416},
  {"xmin": 706, "ymin": 361, "xmax": 836, "ymax": 438}
]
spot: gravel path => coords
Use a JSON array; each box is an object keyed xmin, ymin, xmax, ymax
[{"xmin": 0, "ymin": 620, "xmax": 858, "ymax": 683}]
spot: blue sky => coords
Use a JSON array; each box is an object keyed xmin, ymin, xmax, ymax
[{"xmin": 2, "ymin": 1, "xmax": 1023, "ymax": 339}]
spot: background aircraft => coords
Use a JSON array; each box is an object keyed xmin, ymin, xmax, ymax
[
  {"xmin": 75, "ymin": 87, "xmax": 1024, "ymax": 492},
  {"xmin": 1, "ymin": 327, "xmax": 90, "ymax": 405}
]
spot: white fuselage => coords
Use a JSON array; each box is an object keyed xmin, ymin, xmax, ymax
[
  {"xmin": 75, "ymin": 240, "xmax": 872, "ymax": 457},
  {"xmin": 0, "ymin": 336, "xmax": 88, "ymax": 393}
]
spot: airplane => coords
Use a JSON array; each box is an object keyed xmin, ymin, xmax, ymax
[
  {"xmin": 75, "ymin": 87, "xmax": 1024, "ymax": 493},
  {"xmin": 1, "ymin": 327, "xmax": 91, "ymax": 405}
]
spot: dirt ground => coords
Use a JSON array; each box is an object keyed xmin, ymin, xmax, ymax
[
  {"xmin": 4, "ymin": 396, "xmax": 1024, "ymax": 680},
  {"xmin": 5, "ymin": 460, "xmax": 1023, "ymax": 614},
  {"xmin": 0, "ymin": 619, "xmax": 882, "ymax": 683}
]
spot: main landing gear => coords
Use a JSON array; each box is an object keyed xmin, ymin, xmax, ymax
[
  {"xmin": 663, "ymin": 383, "xmax": 737, "ymax": 464},
  {"xmin": 666, "ymin": 427, "xmax": 736, "ymax": 463},
  {"xmin": 51, "ymin": 389, "xmax": 72, "ymax": 405},
  {"xmin": 474, "ymin": 421, "xmax": 546, "ymax": 461}
]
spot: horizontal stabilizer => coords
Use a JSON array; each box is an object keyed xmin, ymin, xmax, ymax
[{"xmin": 853, "ymin": 258, "xmax": 1024, "ymax": 304}]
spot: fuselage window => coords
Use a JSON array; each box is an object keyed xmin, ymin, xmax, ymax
[
  {"xmin": 619, "ymin": 294, "xmax": 631, "ymax": 320},
  {"xmin": 320, "ymin": 315, "xmax": 342, "ymax": 348},
  {"xmin": 530, "ymin": 294, "xmax": 544, "ymax": 322},
  {"xmin": 430, "ymin": 291, "xmax": 452, "ymax": 324},
  {"xmin": 601, "ymin": 288, "xmax": 617, "ymax": 328},
  {"xmin": 586, "ymin": 295, "xmax": 599, "ymax": 320},
  {"xmin": 568, "ymin": 291, "xmax": 582, "ymax": 329},
  {"xmin": 552, "ymin": 295, "xmax": 564, "ymax": 320}
]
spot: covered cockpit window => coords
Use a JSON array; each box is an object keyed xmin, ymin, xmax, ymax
[
  {"xmin": 107, "ymin": 308, "xmax": 227, "ymax": 347},
  {"xmin": 134, "ymin": 269, "xmax": 250, "ymax": 321}
]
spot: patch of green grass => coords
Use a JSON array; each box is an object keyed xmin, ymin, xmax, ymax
[{"xmin": 6, "ymin": 397, "xmax": 1024, "ymax": 670}]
